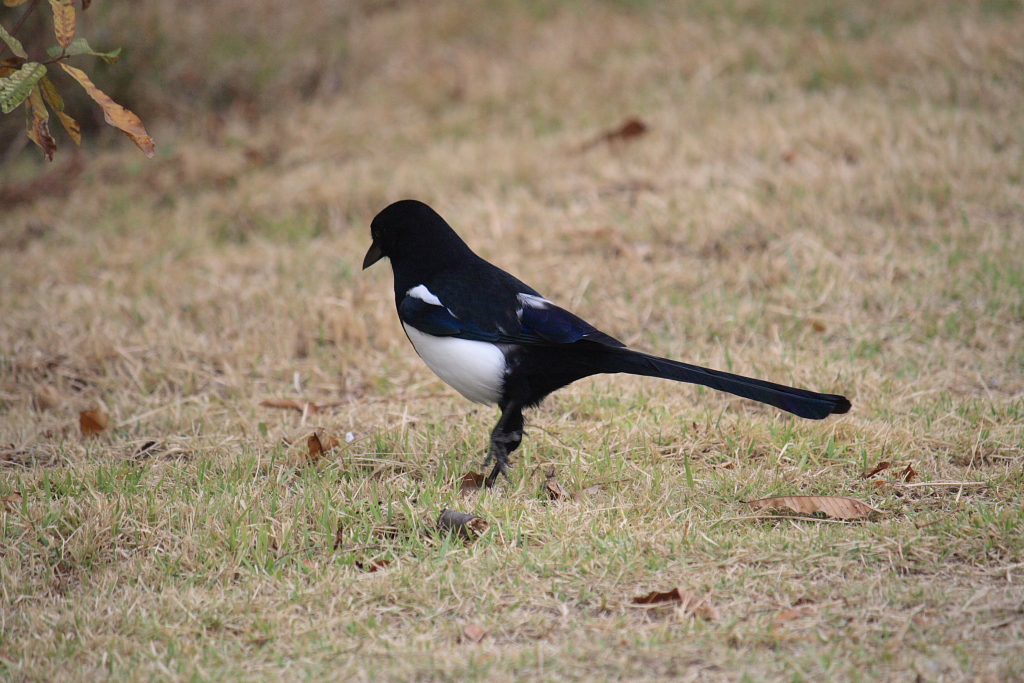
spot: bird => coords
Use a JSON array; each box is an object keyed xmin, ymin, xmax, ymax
[{"xmin": 363, "ymin": 199, "xmax": 851, "ymax": 488}]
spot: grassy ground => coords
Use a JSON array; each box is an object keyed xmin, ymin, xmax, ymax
[{"xmin": 2, "ymin": 1, "xmax": 1023, "ymax": 680}]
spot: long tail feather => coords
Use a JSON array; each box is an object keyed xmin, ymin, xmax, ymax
[{"xmin": 580, "ymin": 349, "xmax": 850, "ymax": 420}]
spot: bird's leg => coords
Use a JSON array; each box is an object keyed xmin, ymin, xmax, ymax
[{"xmin": 484, "ymin": 404, "xmax": 524, "ymax": 488}]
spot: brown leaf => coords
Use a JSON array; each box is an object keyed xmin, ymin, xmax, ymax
[
  {"xmin": 33, "ymin": 384, "xmax": 61, "ymax": 411},
  {"xmin": 632, "ymin": 588, "xmax": 719, "ymax": 620},
  {"xmin": 79, "ymin": 410, "xmax": 109, "ymax": 436},
  {"xmin": 304, "ymin": 432, "xmax": 337, "ymax": 464},
  {"xmin": 306, "ymin": 433, "xmax": 324, "ymax": 461},
  {"xmin": 544, "ymin": 466, "xmax": 569, "ymax": 501},
  {"xmin": 463, "ymin": 623, "xmax": 486, "ymax": 643},
  {"xmin": 356, "ymin": 558, "xmax": 391, "ymax": 572},
  {"xmin": 747, "ymin": 495, "xmax": 881, "ymax": 520},
  {"xmin": 898, "ymin": 464, "xmax": 917, "ymax": 482},
  {"xmin": 59, "ymin": 64, "xmax": 154, "ymax": 157},
  {"xmin": 49, "ymin": 0, "xmax": 76, "ymax": 49},
  {"xmin": 300, "ymin": 558, "xmax": 316, "ymax": 571},
  {"xmin": 437, "ymin": 508, "xmax": 489, "ymax": 542},
  {"xmin": 459, "ymin": 471, "xmax": 485, "ymax": 496},
  {"xmin": 810, "ymin": 320, "xmax": 827, "ymax": 333},
  {"xmin": 606, "ymin": 117, "xmax": 648, "ymax": 142},
  {"xmin": 633, "ymin": 588, "xmax": 686, "ymax": 606},
  {"xmin": 861, "ymin": 461, "xmax": 890, "ymax": 479},
  {"xmin": 1, "ymin": 491, "xmax": 22, "ymax": 508},
  {"xmin": 260, "ymin": 399, "xmax": 319, "ymax": 414},
  {"xmin": 26, "ymin": 85, "xmax": 56, "ymax": 162},
  {"xmin": 333, "ymin": 523, "xmax": 344, "ymax": 551}
]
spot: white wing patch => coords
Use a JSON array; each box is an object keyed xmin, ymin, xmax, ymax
[
  {"xmin": 403, "ymin": 324, "xmax": 505, "ymax": 405},
  {"xmin": 407, "ymin": 284, "xmax": 443, "ymax": 307},
  {"xmin": 516, "ymin": 293, "xmax": 551, "ymax": 318}
]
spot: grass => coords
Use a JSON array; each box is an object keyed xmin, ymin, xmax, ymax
[{"xmin": 2, "ymin": 0, "xmax": 1024, "ymax": 680}]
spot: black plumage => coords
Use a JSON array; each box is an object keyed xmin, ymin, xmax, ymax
[{"xmin": 364, "ymin": 199, "xmax": 851, "ymax": 486}]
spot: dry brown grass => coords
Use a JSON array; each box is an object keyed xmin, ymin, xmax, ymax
[{"xmin": 2, "ymin": 1, "xmax": 1023, "ymax": 680}]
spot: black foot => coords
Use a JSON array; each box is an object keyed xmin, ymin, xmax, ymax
[{"xmin": 483, "ymin": 432, "xmax": 520, "ymax": 488}]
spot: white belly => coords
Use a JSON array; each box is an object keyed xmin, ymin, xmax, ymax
[{"xmin": 403, "ymin": 324, "xmax": 506, "ymax": 405}]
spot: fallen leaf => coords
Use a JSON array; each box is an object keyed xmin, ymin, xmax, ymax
[
  {"xmin": 1, "ymin": 491, "xmax": 22, "ymax": 508},
  {"xmin": 544, "ymin": 466, "xmax": 569, "ymax": 501},
  {"xmin": 333, "ymin": 523, "xmax": 344, "ymax": 551},
  {"xmin": 861, "ymin": 461, "xmax": 891, "ymax": 479},
  {"xmin": 80, "ymin": 410, "xmax": 109, "ymax": 436},
  {"xmin": 810, "ymin": 320, "xmax": 827, "ymax": 333},
  {"xmin": 632, "ymin": 588, "xmax": 719, "ymax": 620},
  {"xmin": 463, "ymin": 623, "xmax": 486, "ymax": 643},
  {"xmin": 356, "ymin": 558, "xmax": 391, "ymax": 572},
  {"xmin": 747, "ymin": 495, "xmax": 881, "ymax": 520},
  {"xmin": 33, "ymin": 384, "xmax": 61, "ymax": 411},
  {"xmin": 305, "ymin": 436, "xmax": 321, "ymax": 462},
  {"xmin": 571, "ymin": 484, "xmax": 601, "ymax": 502},
  {"xmin": 459, "ymin": 471, "xmax": 485, "ymax": 496},
  {"xmin": 578, "ymin": 116, "xmax": 649, "ymax": 152},
  {"xmin": 605, "ymin": 117, "xmax": 648, "ymax": 142},
  {"xmin": 261, "ymin": 399, "xmax": 319, "ymax": 414},
  {"xmin": 300, "ymin": 558, "xmax": 316, "ymax": 571},
  {"xmin": 437, "ymin": 508, "xmax": 489, "ymax": 542},
  {"xmin": 304, "ymin": 432, "xmax": 338, "ymax": 464},
  {"xmin": 59, "ymin": 63, "xmax": 154, "ymax": 157},
  {"xmin": 898, "ymin": 464, "xmax": 917, "ymax": 482}
]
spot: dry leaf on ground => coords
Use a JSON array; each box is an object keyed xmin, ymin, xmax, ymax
[
  {"xmin": 577, "ymin": 117, "xmax": 649, "ymax": 153},
  {"xmin": 898, "ymin": 464, "xmax": 917, "ymax": 482},
  {"xmin": 437, "ymin": 508, "xmax": 489, "ymax": 542},
  {"xmin": 459, "ymin": 472, "xmax": 485, "ymax": 496},
  {"xmin": 631, "ymin": 588, "xmax": 719, "ymax": 620},
  {"xmin": 79, "ymin": 410, "xmax": 109, "ymax": 436},
  {"xmin": 355, "ymin": 558, "xmax": 391, "ymax": 572},
  {"xmin": 261, "ymin": 399, "xmax": 319, "ymax": 414},
  {"xmin": 304, "ymin": 432, "xmax": 338, "ymax": 464},
  {"xmin": 333, "ymin": 523, "xmax": 344, "ymax": 551},
  {"xmin": 861, "ymin": 461, "xmax": 890, "ymax": 479},
  {"xmin": 1, "ymin": 492, "xmax": 23, "ymax": 508},
  {"xmin": 463, "ymin": 623, "xmax": 486, "ymax": 643},
  {"xmin": 544, "ymin": 466, "xmax": 569, "ymax": 501},
  {"xmin": 747, "ymin": 495, "xmax": 881, "ymax": 520}
]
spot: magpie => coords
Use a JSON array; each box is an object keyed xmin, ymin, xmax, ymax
[{"xmin": 363, "ymin": 200, "xmax": 851, "ymax": 487}]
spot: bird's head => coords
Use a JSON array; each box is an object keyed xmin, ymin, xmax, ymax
[{"xmin": 363, "ymin": 199, "xmax": 470, "ymax": 271}]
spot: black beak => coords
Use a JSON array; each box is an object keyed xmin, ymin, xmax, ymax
[{"xmin": 362, "ymin": 241, "xmax": 385, "ymax": 269}]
